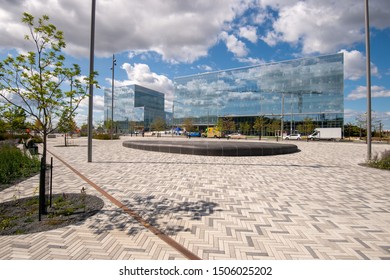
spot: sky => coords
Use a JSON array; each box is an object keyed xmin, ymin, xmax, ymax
[{"xmin": 1, "ymin": 0, "xmax": 390, "ymax": 130}]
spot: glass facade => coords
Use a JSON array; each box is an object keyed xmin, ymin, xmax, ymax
[
  {"xmin": 174, "ymin": 53, "xmax": 344, "ymax": 133},
  {"xmin": 104, "ymin": 84, "xmax": 165, "ymax": 132}
]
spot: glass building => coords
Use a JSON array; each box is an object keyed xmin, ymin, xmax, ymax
[
  {"xmin": 104, "ymin": 84, "xmax": 165, "ymax": 132},
  {"xmin": 174, "ymin": 53, "xmax": 344, "ymax": 134}
]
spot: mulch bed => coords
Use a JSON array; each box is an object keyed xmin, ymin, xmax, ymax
[{"xmin": 0, "ymin": 193, "xmax": 104, "ymax": 235}]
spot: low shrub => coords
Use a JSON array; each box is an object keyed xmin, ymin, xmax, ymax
[
  {"xmin": 93, "ymin": 133, "xmax": 120, "ymax": 140},
  {"xmin": 368, "ymin": 150, "xmax": 390, "ymax": 170},
  {"xmin": 0, "ymin": 144, "xmax": 41, "ymax": 185},
  {"xmin": 0, "ymin": 133, "xmax": 42, "ymax": 144}
]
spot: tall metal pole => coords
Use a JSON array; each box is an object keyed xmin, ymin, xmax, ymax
[
  {"xmin": 281, "ymin": 93, "xmax": 284, "ymax": 141},
  {"xmin": 365, "ymin": 0, "xmax": 372, "ymax": 160},
  {"xmin": 111, "ymin": 54, "xmax": 116, "ymax": 140},
  {"xmin": 290, "ymin": 94, "xmax": 293, "ymax": 134},
  {"xmin": 171, "ymin": 103, "xmax": 174, "ymax": 137},
  {"xmin": 87, "ymin": 0, "xmax": 96, "ymax": 162}
]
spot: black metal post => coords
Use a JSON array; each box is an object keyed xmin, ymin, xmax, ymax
[
  {"xmin": 39, "ymin": 157, "xmax": 46, "ymax": 221},
  {"xmin": 50, "ymin": 157, "xmax": 53, "ymax": 208},
  {"xmin": 111, "ymin": 54, "xmax": 116, "ymax": 140}
]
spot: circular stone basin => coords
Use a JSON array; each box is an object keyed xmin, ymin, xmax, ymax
[{"xmin": 123, "ymin": 140, "xmax": 298, "ymax": 156}]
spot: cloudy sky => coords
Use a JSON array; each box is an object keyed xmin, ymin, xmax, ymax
[{"xmin": 1, "ymin": 0, "xmax": 389, "ymax": 129}]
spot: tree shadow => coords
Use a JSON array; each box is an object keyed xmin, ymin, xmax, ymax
[
  {"xmin": 88, "ymin": 195, "xmax": 220, "ymax": 236},
  {"xmin": 53, "ymin": 145, "xmax": 81, "ymax": 147}
]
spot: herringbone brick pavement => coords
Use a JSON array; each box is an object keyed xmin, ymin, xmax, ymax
[{"xmin": 1, "ymin": 136, "xmax": 389, "ymax": 260}]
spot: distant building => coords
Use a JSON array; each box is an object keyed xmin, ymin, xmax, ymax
[
  {"xmin": 174, "ymin": 53, "xmax": 344, "ymax": 135},
  {"xmin": 104, "ymin": 84, "xmax": 165, "ymax": 133}
]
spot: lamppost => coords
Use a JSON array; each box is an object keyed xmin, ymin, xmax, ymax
[
  {"xmin": 111, "ymin": 54, "xmax": 116, "ymax": 140},
  {"xmin": 171, "ymin": 103, "xmax": 174, "ymax": 136},
  {"xmin": 87, "ymin": 0, "xmax": 96, "ymax": 162},
  {"xmin": 281, "ymin": 93, "xmax": 284, "ymax": 140},
  {"xmin": 259, "ymin": 94, "xmax": 264, "ymax": 139},
  {"xmin": 290, "ymin": 94, "xmax": 294, "ymax": 135},
  {"xmin": 365, "ymin": 0, "xmax": 372, "ymax": 160}
]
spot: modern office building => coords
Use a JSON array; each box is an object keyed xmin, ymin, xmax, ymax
[
  {"xmin": 173, "ymin": 53, "xmax": 344, "ymax": 135},
  {"xmin": 104, "ymin": 84, "xmax": 165, "ymax": 132}
]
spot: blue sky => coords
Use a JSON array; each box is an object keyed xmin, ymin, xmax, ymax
[{"xmin": 1, "ymin": 0, "xmax": 390, "ymax": 129}]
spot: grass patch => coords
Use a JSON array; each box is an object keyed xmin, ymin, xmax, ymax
[
  {"xmin": 0, "ymin": 144, "xmax": 40, "ymax": 185},
  {"xmin": 368, "ymin": 150, "xmax": 390, "ymax": 170}
]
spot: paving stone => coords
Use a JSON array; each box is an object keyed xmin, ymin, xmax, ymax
[{"xmin": 1, "ymin": 136, "xmax": 389, "ymax": 260}]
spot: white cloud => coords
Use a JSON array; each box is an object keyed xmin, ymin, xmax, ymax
[
  {"xmin": 1, "ymin": 0, "xmax": 390, "ymax": 66},
  {"xmin": 239, "ymin": 26, "xmax": 258, "ymax": 43},
  {"xmin": 93, "ymin": 95, "xmax": 105, "ymax": 112},
  {"xmin": 74, "ymin": 93, "xmax": 105, "ymax": 125},
  {"xmin": 120, "ymin": 63, "xmax": 174, "ymax": 94},
  {"xmin": 252, "ymin": 9, "xmax": 268, "ymax": 25},
  {"xmin": 197, "ymin": 64, "xmax": 213, "ymax": 72},
  {"xmin": 347, "ymin": 85, "xmax": 390, "ymax": 100},
  {"xmin": 344, "ymin": 108, "xmax": 390, "ymax": 128},
  {"xmin": 261, "ymin": 31, "xmax": 279, "ymax": 47},
  {"xmin": 237, "ymin": 57, "xmax": 265, "ymax": 65},
  {"xmin": 74, "ymin": 112, "xmax": 87, "ymax": 126},
  {"xmin": 220, "ymin": 31, "xmax": 249, "ymax": 57},
  {"xmin": 344, "ymin": 108, "xmax": 360, "ymax": 119},
  {"xmin": 106, "ymin": 62, "xmax": 175, "ymax": 111},
  {"xmin": 339, "ymin": 49, "xmax": 379, "ymax": 81},
  {"xmin": 0, "ymin": 0, "xmax": 254, "ymax": 63},
  {"xmin": 79, "ymin": 94, "xmax": 104, "ymax": 112},
  {"xmin": 261, "ymin": 0, "xmax": 390, "ymax": 54}
]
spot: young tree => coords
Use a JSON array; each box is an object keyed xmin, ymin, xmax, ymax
[
  {"xmin": 79, "ymin": 123, "xmax": 88, "ymax": 136},
  {"xmin": 151, "ymin": 117, "xmax": 166, "ymax": 132},
  {"xmin": 183, "ymin": 118, "xmax": 194, "ymax": 132},
  {"xmin": 0, "ymin": 104, "xmax": 27, "ymax": 135},
  {"xmin": 0, "ymin": 13, "xmax": 97, "ymax": 162},
  {"xmin": 150, "ymin": 117, "xmax": 166, "ymax": 137},
  {"xmin": 216, "ymin": 118, "xmax": 223, "ymax": 132},
  {"xmin": 222, "ymin": 116, "xmax": 236, "ymax": 133},
  {"xmin": 0, "ymin": 13, "xmax": 97, "ymax": 215},
  {"xmin": 104, "ymin": 119, "xmax": 114, "ymax": 133},
  {"xmin": 5, "ymin": 107, "xmax": 27, "ymax": 135},
  {"xmin": 253, "ymin": 116, "xmax": 266, "ymax": 140},
  {"xmin": 239, "ymin": 121, "xmax": 251, "ymax": 135},
  {"xmin": 297, "ymin": 117, "xmax": 315, "ymax": 136},
  {"xmin": 57, "ymin": 108, "xmax": 77, "ymax": 146},
  {"xmin": 216, "ymin": 116, "xmax": 235, "ymax": 134},
  {"xmin": 269, "ymin": 118, "xmax": 281, "ymax": 136},
  {"xmin": 0, "ymin": 104, "xmax": 8, "ymax": 134}
]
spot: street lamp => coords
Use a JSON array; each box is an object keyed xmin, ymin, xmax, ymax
[
  {"xmin": 365, "ymin": 0, "xmax": 372, "ymax": 160},
  {"xmin": 171, "ymin": 103, "xmax": 174, "ymax": 136},
  {"xmin": 111, "ymin": 54, "xmax": 116, "ymax": 140},
  {"xmin": 281, "ymin": 93, "xmax": 284, "ymax": 140},
  {"xmin": 87, "ymin": 0, "xmax": 96, "ymax": 162}
]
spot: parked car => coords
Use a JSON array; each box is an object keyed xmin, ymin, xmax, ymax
[
  {"xmin": 227, "ymin": 133, "xmax": 247, "ymax": 140},
  {"xmin": 144, "ymin": 131, "xmax": 155, "ymax": 137},
  {"xmin": 284, "ymin": 133, "xmax": 301, "ymax": 140},
  {"xmin": 188, "ymin": 131, "xmax": 201, "ymax": 137}
]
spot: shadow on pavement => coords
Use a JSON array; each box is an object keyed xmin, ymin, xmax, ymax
[
  {"xmin": 94, "ymin": 160, "xmax": 337, "ymax": 169},
  {"xmin": 88, "ymin": 195, "xmax": 220, "ymax": 236}
]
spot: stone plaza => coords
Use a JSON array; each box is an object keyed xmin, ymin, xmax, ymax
[{"xmin": 0, "ymin": 136, "xmax": 389, "ymax": 260}]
